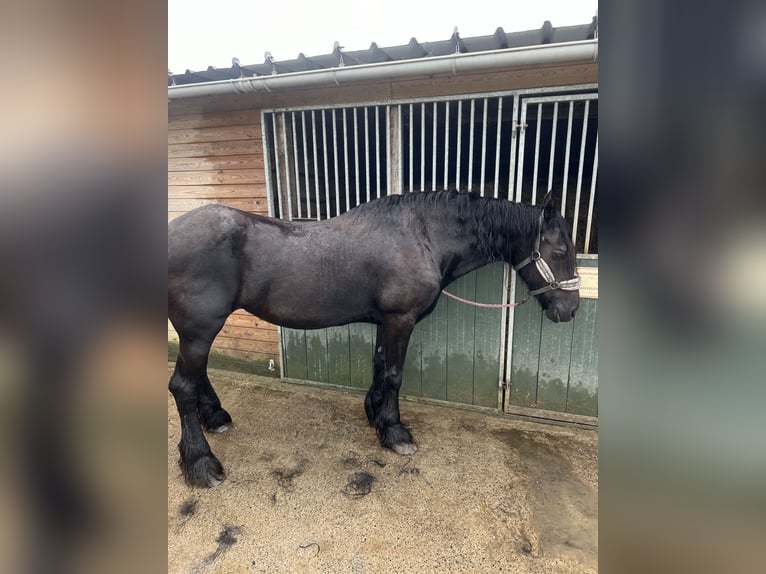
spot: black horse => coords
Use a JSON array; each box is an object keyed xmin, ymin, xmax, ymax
[{"xmin": 168, "ymin": 190, "xmax": 579, "ymax": 487}]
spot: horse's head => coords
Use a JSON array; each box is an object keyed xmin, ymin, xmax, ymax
[{"xmin": 515, "ymin": 192, "xmax": 580, "ymax": 323}]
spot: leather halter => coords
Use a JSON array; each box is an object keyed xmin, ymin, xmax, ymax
[{"xmin": 514, "ymin": 211, "xmax": 580, "ymax": 297}]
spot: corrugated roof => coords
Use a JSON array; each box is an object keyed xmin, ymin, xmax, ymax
[{"xmin": 168, "ymin": 18, "xmax": 597, "ymax": 86}]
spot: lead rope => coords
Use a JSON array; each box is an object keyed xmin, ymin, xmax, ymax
[{"xmin": 440, "ymin": 288, "xmax": 530, "ymax": 309}]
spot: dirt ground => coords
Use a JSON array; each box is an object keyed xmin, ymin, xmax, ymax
[{"xmin": 168, "ymin": 367, "xmax": 598, "ymax": 573}]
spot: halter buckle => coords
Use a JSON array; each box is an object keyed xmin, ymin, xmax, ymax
[{"xmin": 550, "ymin": 281, "xmax": 560, "ymax": 290}]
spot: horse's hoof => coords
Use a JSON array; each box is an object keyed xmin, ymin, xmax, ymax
[
  {"xmin": 183, "ymin": 454, "xmax": 226, "ymax": 488},
  {"xmin": 391, "ymin": 441, "xmax": 418, "ymax": 456},
  {"xmin": 379, "ymin": 423, "xmax": 417, "ymax": 455},
  {"xmin": 202, "ymin": 408, "xmax": 232, "ymax": 433}
]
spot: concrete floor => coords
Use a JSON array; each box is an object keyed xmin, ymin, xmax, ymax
[{"xmin": 168, "ymin": 367, "xmax": 598, "ymax": 573}]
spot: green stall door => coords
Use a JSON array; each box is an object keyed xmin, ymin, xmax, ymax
[
  {"xmin": 508, "ymin": 256, "xmax": 598, "ymax": 418},
  {"xmin": 281, "ymin": 263, "xmax": 506, "ymax": 409}
]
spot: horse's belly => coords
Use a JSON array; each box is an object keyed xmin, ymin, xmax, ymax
[{"xmin": 240, "ymin": 284, "xmax": 375, "ymax": 330}]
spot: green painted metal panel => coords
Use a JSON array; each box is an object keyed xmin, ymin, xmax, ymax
[
  {"xmin": 348, "ymin": 323, "xmax": 374, "ymax": 389},
  {"xmin": 445, "ymin": 273, "xmax": 477, "ymax": 405},
  {"xmin": 282, "ymin": 328, "xmax": 308, "ymax": 381},
  {"xmin": 509, "ymin": 279, "xmax": 544, "ymax": 407},
  {"xmin": 508, "ymin": 256, "xmax": 598, "ymax": 418},
  {"xmin": 566, "ymin": 257, "xmax": 598, "ymax": 416},
  {"xmin": 566, "ymin": 298, "xmax": 598, "ymax": 416},
  {"xmin": 401, "ymin": 324, "xmax": 422, "ymax": 397},
  {"xmin": 418, "ymin": 298, "xmax": 449, "ymax": 401},
  {"xmin": 471, "ymin": 263, "xmax": 505, "ymax": 407},
  {"xmin": 306, "ymin": 329, "xmax": 330, "ymax": 384},
  {"xmin": 536, "ymin": 317, "xmax": 575, "ymax": 412},
  {"xmin": 327, "ymin": 325, "xmax": 351, "ymax": 386},
  {"xmin": 280, "ymin": 265, "xmax": 509, "ymax": 410}
]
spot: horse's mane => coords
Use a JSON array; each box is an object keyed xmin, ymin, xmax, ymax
[{"xmin": 350, "ymin": 190, "xmax": 541, "ymax": 261}]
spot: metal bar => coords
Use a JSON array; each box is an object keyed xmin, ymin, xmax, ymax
[
  {"xmin": 269, "ymin": 113, "xmax": 283, "ymax": 218},
  {"xmin": 468, "ymin": 99, "xmax": 475, "ymax": 191},
  {"xmin": 531, "ymin": 103, "xmax": 542, "ymax": 204},
  {"xmin": 364, "ymin": 106, "xmax": 371, "ymax": 203},
  {"xmin": 572, "ymin": 100, "xmax": 590, "ymax": 244},
  {"xmin": 503, "ymin": 267, "xmax": 517, "ymax": 401},
  {"xmin": 497, "ymin": 263, "xmax": 511, "ymax": 408},
  {"xmin": 519, "ymin": 92, "xmax": 599, "ymax": 105},
  {"xmin": 354, "ymin": 107, "xmax": 360, "ymax": 206},
  {"xmin": 508, "ymin": 95, "xmax": 519, "ymax": 201},
  {"xmin": 584, "ymin": 133, "xmax": 598, "ymax": 253},
  {"xmin": 397, "ymin": 104, "xmax": 404, "ymax": 193},
  {"xmin": 455, "ymin": 100, "xmax": 462, "ymax": 190},
  {"xmin": 332, "ymin": 109, "xmax": 340, "ymax": 216},
  {"xmin": 386, "ymin": 105, "xmax": 393, "ymax": 194},
  {"xmin": 502, "ymin": 403, "xmax": 598, "ymax": 428},
  {"xmin": 262, "ymin": 112, "xmax": 277, "ymax": 218},
  {"xmin": 561, "ymin": 101, "xmax": 574, "ymax": 216},
  {"xmin": 514, "ymin": 102, "xmax": 527, "ymax": 203},
  {"xmin": 547, "ymin": 102, "xmax": 559, "ymax": 195},
  {"xmin": 291, "ymin": 112, "xmax": 302, "ymax": 219},
  {"xmin": 301, "ymin": 111, "xmax": 311, "ymax": 219},
  {"xmin": 443, "ymin": 101, "xmax": 450, "ymax": 190},
  {"xmin": 493, "ymin": 97, "xmax": 503, "ymax": 198},
  {"xmin": 321, "ymin": 109, "xmax": 331, "ymax": 219},
  {"xmin": 261, "ymin": 83, "xmax": 599, "ymax": 114},
  {"xmin": 375, "ymin": 106, "xmax": 381, "ymax": 199},
  {"xmin": 408, "ymin": 103, "xmax": 413, "ymax": 193},
  {"xmin": 420, "ymin": 102, "xmax": 425, "ymax": 192},
  {"xmin": 432, "ymin": 101, "xmax": 437, "ymax": 191},
  {"xmin": 281, "ymin": 112, "xmax": 294, "ymax": 220},
  {"xmin": 480, "ymin": 98, "xmax": 488, "ymax": 196},
  {"xmin": 343, "ymin": 108, "xmax": 350, "ymax": 212},
  {"xmin": 311, "ymin": 110, "xmax": 320, "ymax": 220}
]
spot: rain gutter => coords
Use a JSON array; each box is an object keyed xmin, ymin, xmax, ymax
[{"xmin": 168, "ymin": 40, "xmax": 597, "ymax": 100}]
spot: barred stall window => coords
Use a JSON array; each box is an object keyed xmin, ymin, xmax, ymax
[{"xmin": 263, "ymin": 86, "xmax": 597, "ymax": 252}]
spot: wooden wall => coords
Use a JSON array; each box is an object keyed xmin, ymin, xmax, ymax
[
  {"xmin": 167, "ymin": 62, "xmax": 598, "ymax": 377},
  {"xmin": 168, "ymin": 107, "xmax": 280, "ymax": 375}
]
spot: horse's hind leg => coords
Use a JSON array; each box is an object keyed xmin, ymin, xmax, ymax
[
  {"xmin": 169, "ymin": 327, "xmax": 226, "ymax": 487},
  {"xmin": 367, "ymin": 317, "xmax": 418, "ymax": 455}
]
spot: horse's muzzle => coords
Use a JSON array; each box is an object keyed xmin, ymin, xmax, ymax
[{"xmin": 545, "ymin": 302, "xmax": 578, "ymax": 323}]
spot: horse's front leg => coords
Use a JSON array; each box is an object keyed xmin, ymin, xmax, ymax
[
  {"xmin": 367, "ymin": 317, "xmax": 417, "ymax": 455},
  {"xmin": 364, "ymin": 325, "xmax": 386, "ymax": 426}
]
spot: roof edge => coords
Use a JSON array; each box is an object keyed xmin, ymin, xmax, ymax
[{"xmin": 168, "ymin": 40, "xmax": 597, "ymax": 100}]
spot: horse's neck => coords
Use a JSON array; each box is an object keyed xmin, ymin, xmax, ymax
[{"xmin": 428, "ymin": 201, "xmax": 535, "ymax": 283}]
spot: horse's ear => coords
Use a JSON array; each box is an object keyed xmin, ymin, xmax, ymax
[{"xmin": 541, "ymin": 190, "xmax": 556, "ymax": 221}]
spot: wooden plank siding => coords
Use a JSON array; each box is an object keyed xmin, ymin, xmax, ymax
[{"xmin": 168, "ymin": 108, "xmax": 281, "ymax": 375}]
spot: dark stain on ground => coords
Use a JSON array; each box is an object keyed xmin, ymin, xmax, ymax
[
  {"xmin": 491, "ymin": 427, "xmax": 597, "ymax": 564},
  {"xmin": 342, "ymin": 451, "xmax": 387, "ymax": 469},
  {"xmin": 195, "ymin": 525, "xmax": 242, "ymax": 573},
  {"xmin": 298, "ymin": 542, "xmax": 321, "ymax": 556},
  {"xmin": 342, "ymin": 471, "xmax": 377, "ymax": 498},
  {"xmin": 341, "ymin": 450, "xmax": 361, "ymax": 468},
  {"xmin": 398, "ymin": 459, "xmax": 420, "ymax": 476},
  {"xmin": 271, "ymin": 458, "xmax": 310, "ymax": 491},
  {"xmin": 179, "ymin": 499, "xmax": 198, "ymax": 518}
]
